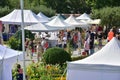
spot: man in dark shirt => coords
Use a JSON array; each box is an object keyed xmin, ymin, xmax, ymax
[{"xmin": 89, "ymin": 30, "xmax": 95, "ymax": 55}]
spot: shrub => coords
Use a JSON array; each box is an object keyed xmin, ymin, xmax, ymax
[
  {"xmin": 71, "ymin": 56, "xmax": 88, "ymax": 61},
  {"xmin": 13, "ymin": 30, "xmax": 34, "ymax": 50},
  {"xmin": 43, "ymin": 47, "xmax": 71, "ymax": 66},
  {"xmin": 7, "ymin": 36, "xmax": 20, "ymax": 50}
]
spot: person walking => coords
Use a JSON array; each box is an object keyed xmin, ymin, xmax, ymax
[
  {"xmin": 16, "ymin": 64, "xmax": 23, "ymax": 80},
  {"xmin": 97, "ymin": 32, "xmax": 103, "ymax": 49},
  {"xmin": 89, "ymin": 30, "xmax": 95, "ymax": 55},
  {"xmin": 29, "ymin": 39, "xmax": 35, "ymax": 59},
  {"xmin": 36, "ymin": 41, "xmax": 43, "ymax": 62},
  {"xmin": 107, "ymin": 29, "xmax": 114, "ymax": 42}
]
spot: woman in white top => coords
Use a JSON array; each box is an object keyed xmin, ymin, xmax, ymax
[{"xmin": 62, "ymin": 35, "xmax": 67, "ymax": 48}]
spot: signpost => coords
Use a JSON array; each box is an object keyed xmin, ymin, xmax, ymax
[{"xmin": 20, "ymin": 0, "xmax": 26, "ymax": 80}]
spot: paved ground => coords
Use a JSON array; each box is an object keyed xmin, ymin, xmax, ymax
[
  {"xmin": 16, "ymin": 46, "xmax": 101, "ymax": 69},
  {"xmin": 16, "ymin": 53, "xmax": 38, "ymax": 68},
  {"xmin": 72, "ymin": 47, "xmax": 100, "ymax": 57}
]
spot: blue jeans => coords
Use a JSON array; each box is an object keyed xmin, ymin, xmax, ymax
[{"xmin": 89, "ymin": 48, "xmax": 94, "ymax": 55}]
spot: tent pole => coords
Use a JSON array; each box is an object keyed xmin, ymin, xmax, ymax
[{"xmin": 20, "ymin": 0, "xmax": 26, "ymax": 80}]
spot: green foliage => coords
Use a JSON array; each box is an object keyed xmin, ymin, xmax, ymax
[
  {"xmin": 86, "ymin": 0, "xmax": 120, "ymax": 9},
  {"xmin": 0, "ymin": 6, "xmax": 11, "ymax": 17},
  {"xmin": 13, "ymin": 30, "xmax": 34, "ymax": 50},
  {"xmin": 29, "ymin": 5, "xmax": 56, "ymax": 17},
  {"xmin": 0, "ymin": 0, "xmax": 9, "ymax": 7},
  {"xmin": 14, "ymin": 29, "xmax": 34, "ymax": 40},
  {"xmin": 26, "ymin": 62, "xmax": 66, "ymax": 80},
  {"xmin": 12, "ymin": 64, "xmax": 22, "ymax": 80},
  {"xmin": 7, "ymin": 36, "xmax": 20, "ymax": 50},
  {"xmin": 67, "ymin": 0, "xmax": 90, "ymax": 13},
  {"xmin": 91, "ymin": 7, "xmax": 120, "ymax": 28},
  {"xmin": 94, "ymin": 0, "xmax": 120, "ymax": 9},
  {"xmin": 43, "ymin": 0, "xmax": 68, "ymax": 13},
  {"xmin": 39, "ymin": 5, "xmax": 56, "ymax": 17},
  {"xmin": 43, "ymin": 47, "xmax": 71, "ymax": 66},
  {"xmin": 8, "ymin": 0, "xmax": 20, "ymax": 9},
  {"xmin": 12, "ymin": 64, "xmax": 19, "ymax": 80},
  {"xmin": 1, "ymin": 0, "xmax": 120, "ymax": 16},
  {"xmin": 72, "ymin": 55, "xmax": 88, "ymax": 61}
]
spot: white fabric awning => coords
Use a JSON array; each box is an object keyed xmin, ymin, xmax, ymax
[
  {"xmin": 0, "ymin": 9, "xmax": 41, "ymax": 25},
  {"xmin": 69, "ymin": 37, "xmax": 120, "ymax": 66},
  {"xmin": 64, "ymin": 14, "xmax": 90, "ymax": 28},
  {"xmin": 25, "ymin": 22, "xmax": 58, "ymax": 32},
  {"xmin": 37, "ymin": 12, "xmax": 50, "ymax": 23},
  {"xmin": 76, "ymin": 13, "xmax": 91, "ymax": 20},
  {"xmin": 88, "ymin": 19, "xmax": 101, "ymax": 24},
  {"xmin": 46, "ymin": 15, "xmax": 73, "ymax": 29},
  {"xmin": 67, "ymin": 38, "xmax": 120, "ymax": 80},
  {"xmin": 0, "ymin": 45, "xmax": 23, "ymax": 80}
]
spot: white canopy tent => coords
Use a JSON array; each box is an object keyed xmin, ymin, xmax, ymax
[
  {"xmin": 25, "ymin": 22, "xmax": 59, "ymax": 47},
  {"xmin": 67, "ymin": 37, "xmax": 120, "ymax": 80},
  {"xmin": 88, "ymin": 19, "xmax": 101, "ymax": 24},
  {"xmin": 24, "ymin": 22, "xmax": 59, "ymax": 32},
  {"xmin": 0, "ymin": 9, "xmax": 41, "ymax": 25},
  {"xmin": 46, "ymin": 15, "xmax": 73, "ymax": 29},
  {"xmin": 37, "ymin": 12, "xmax": 50, "ymax": 23},
  {"xmin": 64, "ymin": 14, "xmax": 90, "ymax": 28},
  {"xmin": 76, "ymin": 13, "xmax": 91, "ymax": 20},
  {"xmin": 0, "ymin": 45, "xmax": 23, "ymax": 80}
]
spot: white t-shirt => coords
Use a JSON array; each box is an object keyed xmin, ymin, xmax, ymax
[{"xmin": 63, "ymin": 36, "xmax": 67, "ymax": 44}]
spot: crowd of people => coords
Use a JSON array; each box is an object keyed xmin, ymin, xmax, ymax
[
  {"xmin": 11, "ymin": 25, "xmax": 120, "ymax": 80},
  {"xmin": 24, "ymin": 25, "xmax": 120, "ymax": 61}
]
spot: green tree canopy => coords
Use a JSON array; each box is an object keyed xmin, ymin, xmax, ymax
[
  {"xmin": 85, "ymin": 0, "xmax": 120, "ymax": 14},
  {"xmin": 1, "ymin": 0, "xmax": 120, "ymax": 17},
  {"xmin": 91, "ymin": 7, "xmax": 120, "ymax": 28},
  {"xmin": 67, "ymin": 0, "xmax": 89, "ymax": 13}
]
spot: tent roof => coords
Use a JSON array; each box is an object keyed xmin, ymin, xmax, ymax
[
  {"xmin": 0, "ymin": 45, "xmax": 22, "ymax": 60},
  {"xmin": 70, "ymin": 37, "xmax": 120, "ymax": 66},
  {"xmin": 76, "ymin": 13, "xmax": 91, "ymax": 20},
  {"xmin": 37, "ymin": 12, "xmax": 50, "ymax": 22},
  {"xmin": 46, "ymin": 15, "xmax": 72, "ymax": 28},
  {"xmin": 64, "ymin": 14, "xmax": 89, "ymax": 28},
  {"xmin": 0, "ymin": 45, "xmax": 23, "ymax": 80},
  {"xmin": 50, "ymin": 14, "xmax": 66, "ymax": 21},
  {"xmin": 0, "ymin": 9, "xmax": 41, "ymax": 25},
  {"xmin": 57, "ymin": 14, "xmax": 66, "ymax": 20},
  {"xmin": 24, "ymin": 22, "xmax": 58, "ymax": 32},
  {"xmin": 64, "ymin": 14, "xmax": 82, "ymax": 26},
  {"xmin": 37, "ymin": 12, "xmax": 49, "ymax": 19}
]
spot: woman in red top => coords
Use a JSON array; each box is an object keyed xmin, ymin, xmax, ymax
[
  {"xmin": 73, "ymin": 33, "xmax": 78, "ymax": 50},
  {"xmin": 107, "ymin": 29, "xmax": 114, "ymax": 42}
]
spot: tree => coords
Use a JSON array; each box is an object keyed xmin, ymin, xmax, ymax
[
  {"xmin": 0, "ymin": 6, "xmax": 11, "ymax": 17},
  {"xmin": 93, "ymin": 0, "xmax": 120, "ymax": 9},
  {"xmin": 91, "ymin": 7, "xmax": 120, "ymax": 28},
  {"xmin": 67, "ymin": 0, "xmax": 85, "ymax": 13},
  {"xmin": 8, "ymin": 0, "xmax": 20, "ymax": 9},
  {"xmin": 43, "ymin": 0, "xmax": 68, "ymax": 13},
  {"xmin": 0, "ymin": 0, "xmax": 9, "ymax": 7}
]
